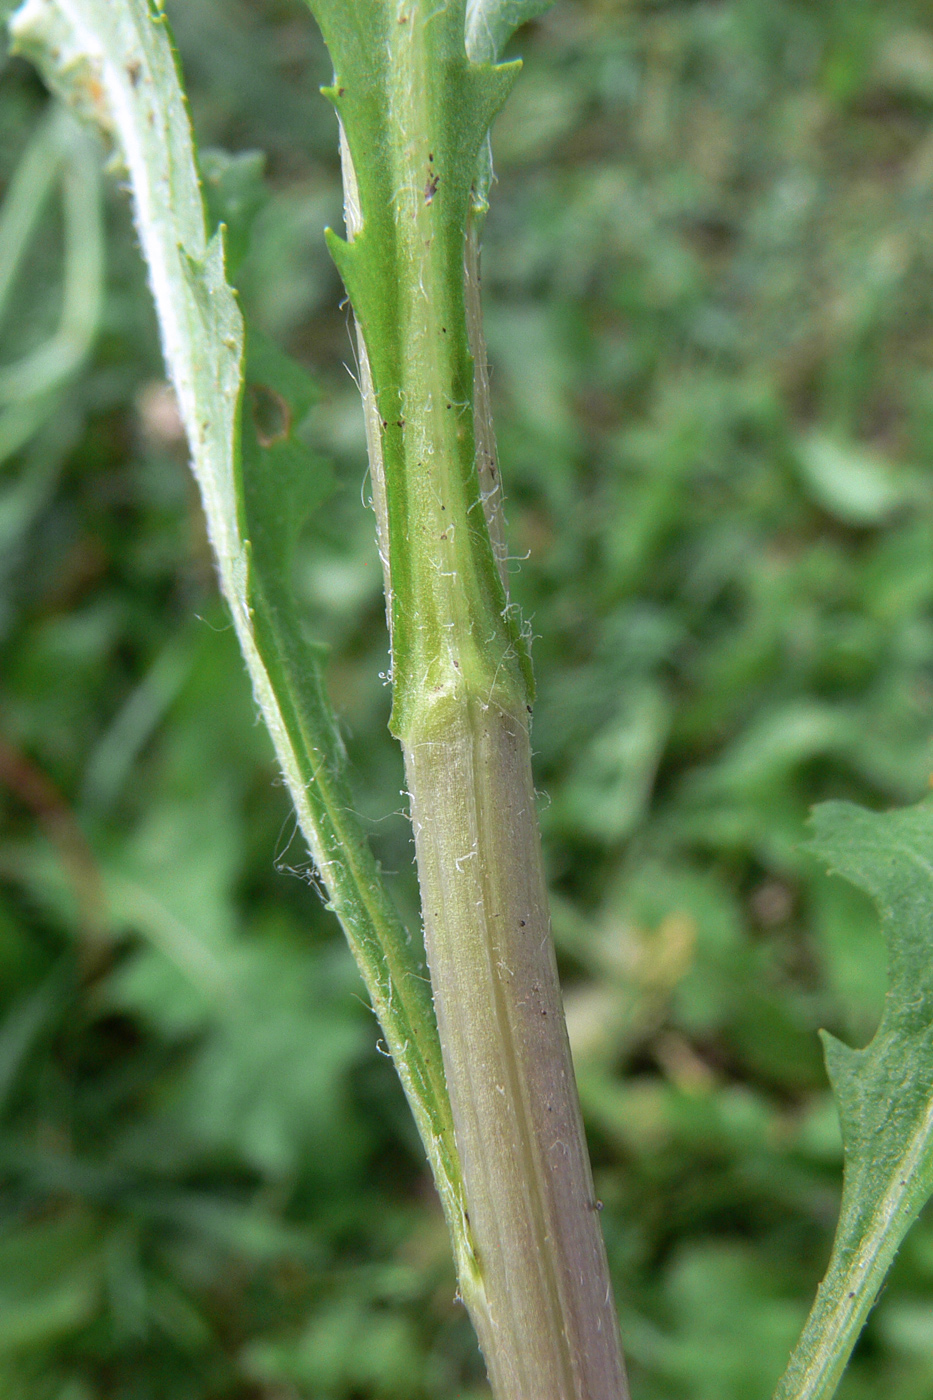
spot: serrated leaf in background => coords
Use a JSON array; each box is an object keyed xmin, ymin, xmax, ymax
[{"xmin": 775, "ymin": 797, "xmax": 933, "ymax": 1400}]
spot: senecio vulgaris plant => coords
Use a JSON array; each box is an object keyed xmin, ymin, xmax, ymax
[{"xmin": 8, "ymin": 1, "xmax": 933, "ymax": 1397}]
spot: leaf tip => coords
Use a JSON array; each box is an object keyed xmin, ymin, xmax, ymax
[{"xmin": 320, "ymin": 81, "xmax": 346, "ymax": 110}]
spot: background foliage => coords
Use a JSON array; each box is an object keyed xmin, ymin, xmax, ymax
[{"xmin": 2, "ymin": 0, "xmax": 933, "ymax": 1396}]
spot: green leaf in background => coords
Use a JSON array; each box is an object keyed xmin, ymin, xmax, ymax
[
  {"xmin": 795, "ymin": 434, "xmax": 917, "ymax": 527},
  {"xmin": 241, "ymin": 326, "xmax": 332, "ymax": 588},
  {"xmin": 774, "ymin": 796, "xmax": 933, "ymax": 1400},
  {"xmin": 0, "ymin": 1212, "xmax": 100, "ymax": 1358},
  {"xmin": 200, "ymin": 146, "xmax": 266, "ymax": 278}
]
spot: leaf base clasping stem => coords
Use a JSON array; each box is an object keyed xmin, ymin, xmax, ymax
[{"xmin": 314, "ymin": 0, "xmax": 630, "ymax": 1393}]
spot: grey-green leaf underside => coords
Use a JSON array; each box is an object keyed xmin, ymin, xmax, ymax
[
  {"xmin": 774, "ymin": 795, "xmax": 933, "ymax": 1400},
  {"xmin": 8, "ymin": 0, "xmax": 464, "ymax": 1256}
]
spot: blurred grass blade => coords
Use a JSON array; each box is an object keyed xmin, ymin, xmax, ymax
[
  {"xmin": 0, "ymin": 105, "xmax": 62, "ymax": 326},
  {"xmin": 79, "ymin": 635, "xmax": 193, "ymax": 819},
  {"xmin": 7, "ymin": 0, "xmax": 465, "ymax": 1254},
  {"xmin": 0, "ymin": 411, "xmax": 74, "ymax": 616},
  {"xmin": 774, "ymin": 797, "xmax": 933, "ymax": 1400},
  {"xmin": 0, "ymin": 102, "xmax": 103, "ymax": 463},
  {"xmin": 0, "ymin": 110, "xmax": 103, "ymax": 404},
  {"xmin": 0, "ymin": 967, "xmax": 70, "ymax": 1118}
]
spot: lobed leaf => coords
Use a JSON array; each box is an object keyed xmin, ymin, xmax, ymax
[
  {"xmin": 8, "ymin": 0, "xmax": 464, "ymax": 1253},
  {"xmin": 774, "ymin": 795, "xmax": 933, "ymax": 1400}
]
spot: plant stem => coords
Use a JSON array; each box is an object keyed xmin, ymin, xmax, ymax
[
  {"xmin": 403, "ymin": 669, "xmax": 628, "ymax": 1398},
  {"xmin": 327, "ymin": 2, "xmax": 629, "ymax": 1392}
]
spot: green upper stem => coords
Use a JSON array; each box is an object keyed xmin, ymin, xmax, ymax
[
  {"xmin": 309, "ymin": 5, "xmax": 629, "ymax": 1395},
  {"xmin": 313, "ymin": 0, "xmax": 532, "ymax": 741}
]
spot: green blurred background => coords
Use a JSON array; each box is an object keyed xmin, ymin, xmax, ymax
[{"xmin": 2, "ymin": 0, "xmax": 933, "ymax": 1395}]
